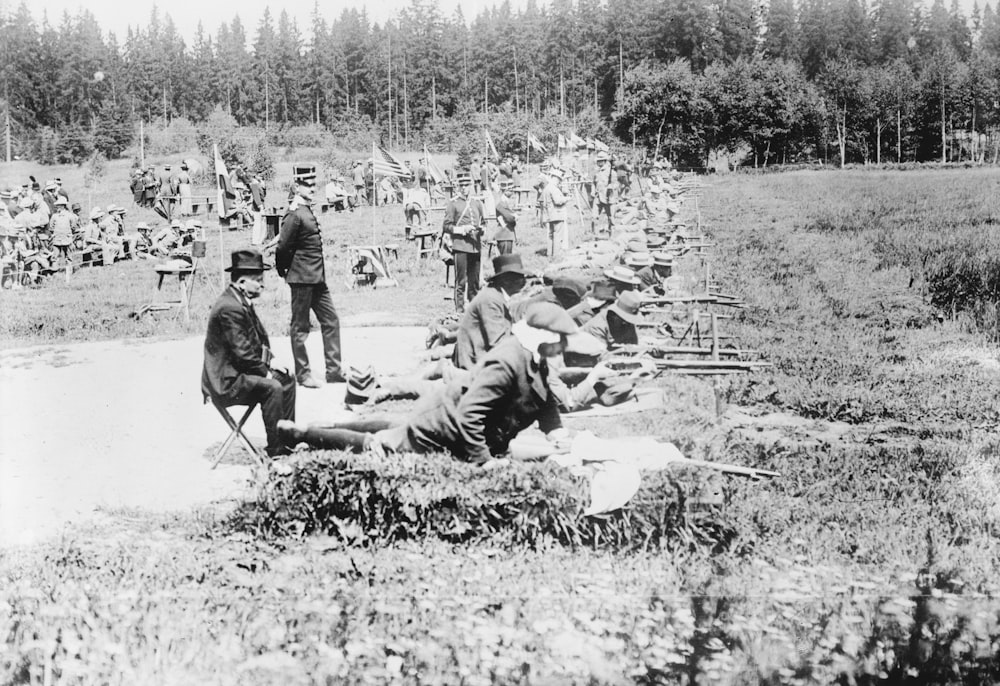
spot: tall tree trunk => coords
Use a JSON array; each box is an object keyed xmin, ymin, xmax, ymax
[
  {"xmin": 876, "ymin": 120, "xmax": 881, "ymax": 165},
  {"xmin": 897, "ymin": 108, "xmax": 901, "ymax": 162},
  {"xmin": 940, "ymin": 90, "xmax": 946, "ymax": 164}
]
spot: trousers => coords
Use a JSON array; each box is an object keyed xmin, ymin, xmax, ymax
[
  {"xmin": 289, "ymin": 282, "xmax": 342, "ymax": 382},
  {"xmin": 235, "ymin": 370, "xmax": 296, "ymax": 454},
  {"xmin": 453, "ymin": 250, "xmax": 481, "ymax": 312},
  {"xmin": 548, "ymin": 221, "xmax": 567, "ymax": 258}
]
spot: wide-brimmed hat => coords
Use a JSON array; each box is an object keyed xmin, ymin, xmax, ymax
[
  {"xmin": 625, "ymin": 238, "xmax": 647, "ymax": 253},
  {"xmin": 344, "ymin": 366, "xmax": 377, "ymax": 405},
  {"xmin": 595, "ymin": 151, "xmax": 610, "ymax": 162},
  {"xmin": 71, "ymin": 202, "xmax": 81, "ymax": 212},
  {"xmin": 548, "ymin": 167, "xmax": 564, "ymax": 180},
  {"xmin": 646, "ymin": 234, "xmax": 666, "ymax": 248},
  {"xmin": 89, "ymin": 208, "xmax": 105, "ymax": 220},
  {"xmin": 607, "ymin": 291, "xmax": 644, "ymax": 325},
  {"xmin": 552, "ymin": 276, "xmax": 586, "ymax": 305},
  {"xmin": 225, "ymin": 248, "xmax": 268, "ymax": 273},
  {"xmin": 625, "ymin": 253, "xmax": 653, "ymax": 268},
  {"xmin": 652, "ymin": 252, "xmax": 674, "ymax": 267},
  {"xmin": 136, "ymin": 221, "xmax": 150, "ymax": 230},
  {"xmin": 489, "ymin": 253, "xmax": 530, "ymax": 281},
  {"xmin": 54, "ymin": 197, "xmax": 68, "ymax": 206},
  {"xmin": 604, "ymin": 265, "xmax": 641, "ymax": 286},
  {"xmin": 523, "ymin": 302, "xmax": 578, "ymax": 335}
]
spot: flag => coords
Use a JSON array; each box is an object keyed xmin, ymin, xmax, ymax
[
  {"xmin": 372, "ymin": 142, "xmax": 411, "ymax": 178},
  {"xmin": 527, "ymin": 133, "xmax": 547, "ymax": 153},
  {"xmin": 484, "ymin": 129, "xmax": 500, "ymax": 160},
  {"xmin": 213, "ymin": 144, "xmax": 235, "ymax": 220},
  {"xmin": 424, "ymin": 144, "xmax": 447, "ymax": 184},
  {"xmin": 593, "ymin": 138, "xmax": 610, "ymax": 153},
  {"xmin": 569, "ymin": 132, "xmax": 587, "ymax": 148},
  {"xmin": 557, "ymin": 134, "xmax": 568, "ymax": 149}
]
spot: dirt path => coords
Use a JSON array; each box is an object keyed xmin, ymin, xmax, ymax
[{"xmin": 0, "ymin": 327, "xmax": 426, "ymax": 547}]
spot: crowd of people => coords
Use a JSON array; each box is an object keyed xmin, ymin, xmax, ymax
[{"xmin": 203, "ymin": 150, "xmax": 697, "ymax": 465}]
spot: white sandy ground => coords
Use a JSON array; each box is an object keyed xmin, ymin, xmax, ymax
[{"xmin": 0, "ymin": 326, "xmax": 426, "ymax": 547}]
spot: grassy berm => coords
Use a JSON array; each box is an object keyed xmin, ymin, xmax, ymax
[{"xmin": 6, "ymin": 166, "xmax": 1000, "ymax": 683}]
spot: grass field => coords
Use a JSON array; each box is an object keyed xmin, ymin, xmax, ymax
[{"xmin": 5, "ymin": 163, "xmax": 1000, "ymax": 683}]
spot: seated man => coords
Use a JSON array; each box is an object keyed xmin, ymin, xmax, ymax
[
  {"xmin": 453, "ymin": 253, "xmax": 529, "ymax": 370},
  {"xmin": 202, "ymin": 248, "xmax": 297, "ymax": 458},
  {"xmin": 277, "ymin": 302, "xmax": 576, "ymax": 464},
  {"xmin": 325, "ymin": 177, "xmax": 350, "ymax": 212}
]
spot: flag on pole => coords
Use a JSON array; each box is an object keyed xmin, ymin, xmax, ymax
[
  {"xmin": 424, "ymin": 144, "xmax": 447, "ymax": 184},
  {"xmin": 372, "ymin": 142, "xmax": 412, "ymax": 178},
  {"xmin": 213, "ymin": 144, "xmax": 234, "ymax": 220},
  {"xmin": 593, "ymin": 138, "xmax": 610, "ymax": 152},
  {"xmin": 484, "ymin": 129, "xmax": 500, "ymax": 160},
  {"xmin": 569, "ymin": 132, "xmax": 587, "ymax": 148},
  {"xmin": 557, "ymin": 134, "xmax": 568, "ymax": 150},
  {"xmin": 527, "ymin": 133, "xmax": 547, "ymax": 153}
]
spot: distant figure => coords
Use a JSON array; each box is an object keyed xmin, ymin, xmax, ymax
[
  {"xmin": 177, "ymin": 163, "xmax": 193, "ymax": 216},
  {"xmin": 443, "ymin": 170, "xmax": 484, "ymax": 312}
]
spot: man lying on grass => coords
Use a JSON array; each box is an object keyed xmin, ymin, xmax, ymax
[{"xmin": 277, "ymin": 302, "xmax": 579, "ymax": 464}]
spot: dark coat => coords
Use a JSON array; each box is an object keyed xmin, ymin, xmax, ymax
[
  {"xmin": 406, "ymin": 336, "xmax": 562, "ymax": 464},
  {"xmin": 276, "ymin": 205, "xmax": 325, "ymax": 284},
  {"xmin": 453, "ymin": 285, "xmax": 512, "ymax": 370},
  {"xmin": 442, "ymin": 195, "xmax": 484, "ymax": 254},
  {"xmin": 202, "ymin": 285, "xmax": 271, "ymax": 404},
  {"xmin": 492, "ymin": 192, "xmax": 517, "ymax": 242}
]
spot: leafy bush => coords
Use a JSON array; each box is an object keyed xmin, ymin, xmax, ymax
[
  {"xmin": 233, "ymin": 452, "xmax": 734, "ymax": 552},
  {"xmin": 145, "ymin": 116, "xmax": 198, "ymax": 156}
]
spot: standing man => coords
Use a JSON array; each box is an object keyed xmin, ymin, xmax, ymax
[
  {"xmin": 202, "ymin": 248, "xmax": 297, "ymax": 458},
  {"xmin": 443, "ymin": 170, "xmax": 485, "ymax": 313},
  {"xmin": 352, "ymin": 161, "xmax": 366, "ymax": 206},
  {"xmin": 593, "ymin": 151, "xmax": 616, "ymax": 235},
  {"xmin": 541, "ymin": 167, "xmax": 569, "ymax": 258},
  {"xmin": 275, "ymin": 177, "xmax": 344, "ymax": 388},
  {"xmin": 48, "ymin": 197, "xmax": 77, "ymax": 265},
  {"xmin": 492, "ymin": 180, "xmax": 517, "ymax": 255}
]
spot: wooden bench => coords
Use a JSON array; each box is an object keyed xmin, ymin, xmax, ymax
[
  {"xmin": 511, "ymin": 187, "xmax": 534, "ymax": 208},
  {"xmin": 189, "ymin": 196, "xmax": 217, "ymax": 216}
]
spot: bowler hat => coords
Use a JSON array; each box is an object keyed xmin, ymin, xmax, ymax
[
  {"xmin": 604, "ymin": 265, "xmax": 641, "ymax": 286},
  {"xmin": 524, "ymin": 302, "xmax": 578, "ymax": 335},
  {"xmin": 225, "ymin": 248, "xmax": 268, "ymax": 273},
  {"xmin": 608, "ymin": 291, "xmax": 644, "ymax": 326},
  {"xmin": 646, "ymin": 234, "xmax": 666, "ymax": 248},
  {"xmin": 489, "ymin": 253, "xmax": 530, "ymax": 280},
  {"xmin": 344, "ymin": 366, "xmax": 377, "ymax": 405}
]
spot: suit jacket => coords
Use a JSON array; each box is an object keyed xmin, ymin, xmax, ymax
[
  {"xmin": 442, "ymin": 195, "xmax": 484, "ymax": 254},
  {"xmin": 452, "ymin": 285, "xmax": 512, "ymax": 370},
  {"xmin": 492, "ymin": 193, "xmax": 517, "ymax": 242},
  {"xmin": 202, "ymin": 285, "xmax": 271, "ymax": 404},
  {"xmin": 276, "ymin": 205, "xmax": 325, "ymax": 284},
  {"xmin": 406, "ymin": 336, "xmax": 562, "ymax": 464}
]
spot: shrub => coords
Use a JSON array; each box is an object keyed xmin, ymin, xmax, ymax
[{"xmin": 232, "ymin": 452, "xmax": 734, "ymax": 552}]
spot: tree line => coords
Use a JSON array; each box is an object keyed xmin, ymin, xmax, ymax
[{"xmin": 2, "ymin": 0, "xmax": 1000, "ymax": 167}]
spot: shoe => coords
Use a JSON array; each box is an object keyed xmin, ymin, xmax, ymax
[
  {"xmin": 298, "ymin": 376, "xmax": 323, "ymax": 389},
  {"xmin": 266, "ymin": 444, "xmax": 293, "ymax": 458},
  {"xmin": 277, "ymin": 419, "xmax": 305, "ymax": 445},
  {"xmin": 326, "ymin": 372, "xmax": 347, "ymax": 384}
]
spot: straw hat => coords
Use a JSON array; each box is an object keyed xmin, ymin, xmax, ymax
[
  {"xmin": 604, "ymin": 265, "xmax": 641, "ymax": 286},
  {"xmin": 607, "ymin": 291, "xmax": 644, "ymax": 325}
]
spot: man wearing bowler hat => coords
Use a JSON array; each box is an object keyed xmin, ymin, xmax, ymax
[
  {"xmin": 202, "ymin": 248, "xmax": 297, "ymax": 458},
  {"xmin": 453, "ymin": 253, "xmax": 529, "ymax": 370},
  {"xmin": 443, "ymin": 169, "xmax": 485, "ymax": 313},
  {"xmin": 276, "ymin": 175, "xmax": 344, "ymax": 388}
]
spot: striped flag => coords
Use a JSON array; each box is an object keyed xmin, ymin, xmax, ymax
[
  {"xmin": 484, "ymin": 129, "xmax": 500, "ymax": 160},
  {"xmin": 213, "ymin": 144, "xmax": 235, "ymax": 220},
  {"xmin": 424, "ymin": 144, "xmax": 447, "ymax": 184},
  {"xmin": 527, "ymin": 133, "xmax": 547, "ymax": 153},
  {"xmin": 372, "ymin": 142, "xmax": 411, "ymax": 178}
]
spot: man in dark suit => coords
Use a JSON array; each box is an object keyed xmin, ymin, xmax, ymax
[
  {"xmin": 202, "ymin": 248, "xmax": 296, "ymax": 457},
  {"xmin": 275, "ymin": 178, "xmax": 344, "ymax": 388},
  {"xmin": 443, "ymin": 170, "xmax": 484, "ymax": 313},
  {"xmin": 452, "ymin": 253, "xmax": 528, "ymax": 370}
]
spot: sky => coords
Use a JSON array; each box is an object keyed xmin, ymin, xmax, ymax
[{"xmin": 6, "ymin": 0, "xmax": 516, "ymax": 41}]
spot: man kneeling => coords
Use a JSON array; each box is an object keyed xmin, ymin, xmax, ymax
[{"xmin": 277, "ymin": 302, "xmax": 575, "ymax": 464}]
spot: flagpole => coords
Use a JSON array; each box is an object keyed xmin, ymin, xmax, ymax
[{"xmin": 371, "ymin": 141, "xmax": 377, "ymax": 245}]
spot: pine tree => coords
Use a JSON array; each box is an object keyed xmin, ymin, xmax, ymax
[{"xmin": 764, "ymin": 0, "xmax": 801, "ymax": 61}]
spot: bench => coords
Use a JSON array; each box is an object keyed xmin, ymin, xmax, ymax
[
  {"xmin": 189, "ymin": 196, "xmax": 217, "ymax": 216},
  {"xmin": 511, "ymin": 187, "xmax": 533, "ymax": 208}
]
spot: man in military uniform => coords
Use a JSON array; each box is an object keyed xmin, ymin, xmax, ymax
[
  {"xmin": 443, "ymin": 170, "xmax": 484, "ymax": 312},
  {"xmin": 275, "ymin": 176, "xmax": 344, "ymax": 388}
]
